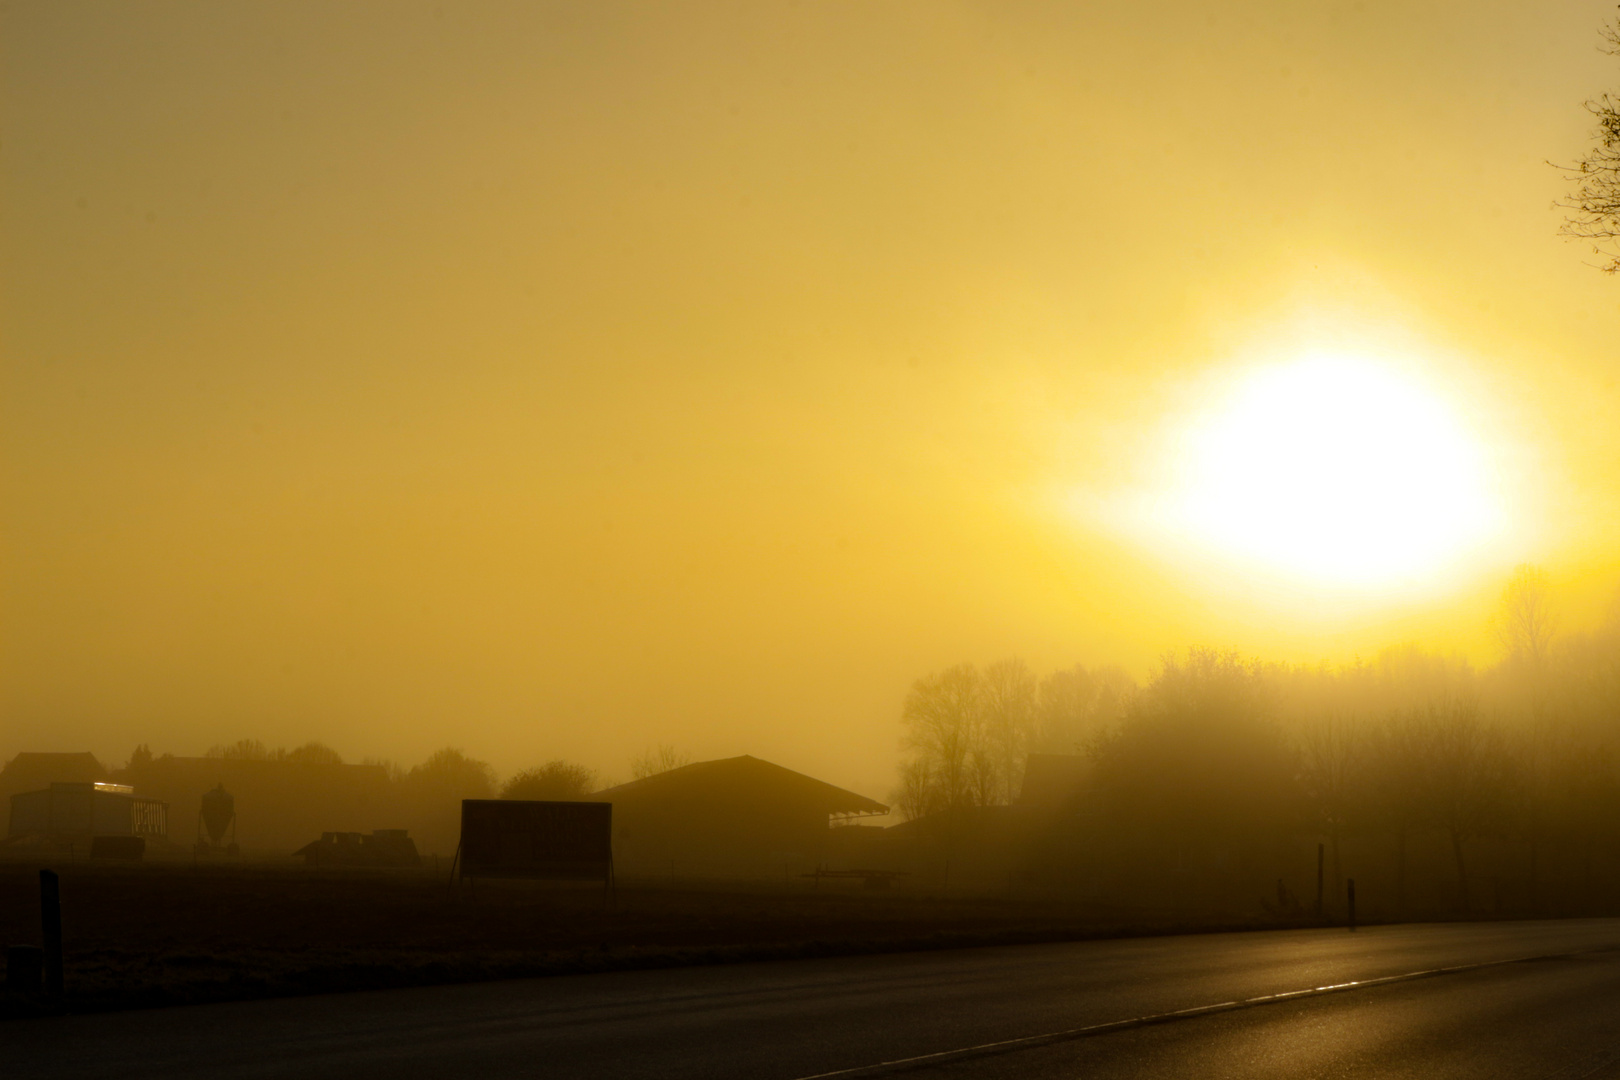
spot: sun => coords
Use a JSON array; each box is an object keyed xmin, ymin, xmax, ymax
[{"xmin": 1159, "ymin": 352, "xmax": 1504, "ymax": 588}]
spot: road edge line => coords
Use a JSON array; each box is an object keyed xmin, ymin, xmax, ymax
[{"xmin": 787, "ymin": 944, "xmax": 1620, "ymax": 1080}]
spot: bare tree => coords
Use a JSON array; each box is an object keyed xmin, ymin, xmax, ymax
[
  {"xmin": 1034, "ymin": 663, "xmax": 1135, "ymax": 754},
  {"xmin": 890, "ymin": 758, "xmax": 940, "ymax": 822},
  {"xmin": 899, "ymin": 660, "xmax": 1134, "ymax": 818},
  {"xmin": 1495, "ymin": 564, "xmax": 1557, "ymax": 670},
  {"xmin": 630, "ymin": 744, "xmax": 692, "ymax": 780},
  {"xmin": 206, "ymin": 739, "xmax": 273, "ymax": 761},
  {"xmin": 1559, "ymin": 20, "xmax": 1620, "ymax": 272},
  {"xmin": 203, "ymin": 739, "xmax": 344, "ymax": 764},
  {"xmin": 981, "ymin": 658, "xmax": 1037, "ymax": 805},
  {"xmin": 899, "ymin": 663, "xmax": 987, "ymax": 814}
]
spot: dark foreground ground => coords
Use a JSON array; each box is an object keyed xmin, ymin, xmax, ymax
[
  {"xmin": 0, "ymin": 858, "xmax": 1325, "ymax": 1017},
  {"xmin": 9, "ymin": 918, "xmax": 1620, "ymax": 1078}
]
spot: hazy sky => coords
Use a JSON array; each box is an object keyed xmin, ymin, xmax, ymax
[{"xmin": 5, "ymin": 1, "xmax": 1620, "ymax": 800}]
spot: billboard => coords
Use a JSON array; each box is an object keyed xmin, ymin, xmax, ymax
[{"xmin": 458, "ymin": 799, "xmax": 612, "ymax": 882}]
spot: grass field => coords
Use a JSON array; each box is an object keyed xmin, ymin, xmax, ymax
[{"xmin": 0, "ymin": 855, "xmax": 1305, "ymax": 1018}]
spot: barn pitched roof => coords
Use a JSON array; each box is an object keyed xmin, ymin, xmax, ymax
[
  {"xmin": 593, "ymin": 755, "xmax": 887, "ymax": 817},
  {"xmin": 0, "ymin": 752, "xmax": 107, "ymax": 790}
]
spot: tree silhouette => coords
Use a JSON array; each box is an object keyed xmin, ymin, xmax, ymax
[
  {"xmin": 1034, "ymin": 663, "xmax": 1133, "ymax": 754},
  {"xmin": 898, "ymin": 662, "xmax": 987, "ymax": 815},
  {"xmin": 1299, "ymin": 712, "xmax": 1367, "ymax": 906},
  {"xmin": 981, "ymin": 658, "xmax": 1037, "ymax": 805},
  {"xmin": 892, "ymin": 758, "xmax": 940, "ymax": 822},
  {"xmin": 501, "ymin": 760, "xmax": 598, "ymax": 800},
  {"xmin": 200, "ymin": 739, "xmax": 342, "ymax": 765},
  {"xmin": 206, "ymin": 738, "xmax": 273, "ymax": 761},
  {"xmin": 630, "ymin": 744, "xmax": 692, "ymax": 780},
  {"xmin": 1410, "ymin": 701, "xmax": 1515, "ymax": 912},
  {"xmin": 1559, "ymin": 20, "xmax": 1620, "ymax": 272},
  {"xmin": 282, "ymin": 742, "xmax": 344, "ymax": 766},
  {"xmin": 1365, "ymin": 713, "xmax": 1433, "ymax": 917},
  {"xmin": 1088, "ymin": 648, "xmax": 1297, "ymax": 868},
  {"xmin": 1495, "ymin": 564, "xmax": 1557, "ymax": 670},
  {"xmin": 404, "ymin": 748, "xmax": 496, "ymax": 800}
]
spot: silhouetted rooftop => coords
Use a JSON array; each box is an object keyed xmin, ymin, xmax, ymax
[
  {"xmin": 593, "ymin": 755, "xmax": 888, "ymax": 817},
  {"xmin": 0, "ymin": 752, "xmax": 108, "ymax": 793}
]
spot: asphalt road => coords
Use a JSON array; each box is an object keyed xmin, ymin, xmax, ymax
[{"xmin": 9, "ymin": 919, "xmax": 1620, "ymax": 1079}]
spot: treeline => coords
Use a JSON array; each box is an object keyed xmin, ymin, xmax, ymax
[
  {"xmin": 896, "ymin": 567, "xmax": 1620, "ymax": 915},
  {"xmin": 894, "ymin": 659, "xmax": 1132, "ymax": 818},
  {"xmin": 109, "ymin": 741, "xmax": 692, "ymax": 854},
  {"xmin": 142, "ymin": 741, "xmax": 698, "ymax": 801}
]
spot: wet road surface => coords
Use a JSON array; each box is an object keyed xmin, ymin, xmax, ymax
[{"xmin": 9, "ymin": 919, "xmax": 1620, "ymax": 1078}]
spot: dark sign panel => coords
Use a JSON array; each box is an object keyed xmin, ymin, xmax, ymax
[{"xmin": 459, "ymin": 800, "xmax": 612, "ymax": 881}]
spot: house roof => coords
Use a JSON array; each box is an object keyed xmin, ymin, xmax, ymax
[
  {"xmin": 0, "ymin": 752, "xmax": 107, "ymax": 791},
  {"xmin": 592, "ymin": 755, "xmax": 888, "ymax": 817}
]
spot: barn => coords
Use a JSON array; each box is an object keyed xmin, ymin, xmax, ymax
[
  {"xmin": 0, "ymin": 752, "xmax": 108, "ymax": 811},
  {"xmin": 7, "ymin": 781, "xmax": 168, "ymax": 844},
  {"xmin": 590, "ymin": 755, "xmax": 887, "ymax": 880}
]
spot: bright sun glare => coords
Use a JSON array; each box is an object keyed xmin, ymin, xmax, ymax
[{"xmin": 1162, "ymin": 353, "xmax": 1503, "ymax": 588}]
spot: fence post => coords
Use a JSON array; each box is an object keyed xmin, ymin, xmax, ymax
[{"xmin": 40, "ymin": 869, "xmax": 63, "ymax": 996}]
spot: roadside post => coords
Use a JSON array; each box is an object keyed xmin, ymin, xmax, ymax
[
  {"xmin": 40, "ymin": 869, "xmax": 63, "ymax": 995},
  {"xmin": 1347, "ymin": 878, "xmax": 1357, "ymax": 931}
]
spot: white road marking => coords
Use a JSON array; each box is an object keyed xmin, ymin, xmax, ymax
[{"xmin": 789, "ymin": 947, "xmax": 1620, "ymax": 1079}]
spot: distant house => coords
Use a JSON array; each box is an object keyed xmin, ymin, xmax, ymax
[
  {"xmin": 1, "ymin": 753, "xmax": 110, "ymax": 836},
  {"xmin": 1, "ymin": 751, "xmax": 107, "ymax": 796},
  {"xmin": 589, "ymin": 755, "xmax": 888, "ymax": 879},
  {"xmin": 8, "ymin": 781, "xmax": 168, "ymax": 844}
]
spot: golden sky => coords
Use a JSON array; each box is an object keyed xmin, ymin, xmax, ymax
[{"xmin": 4, "ymin": 1, "xmax": 1619, "ymax": 798}]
